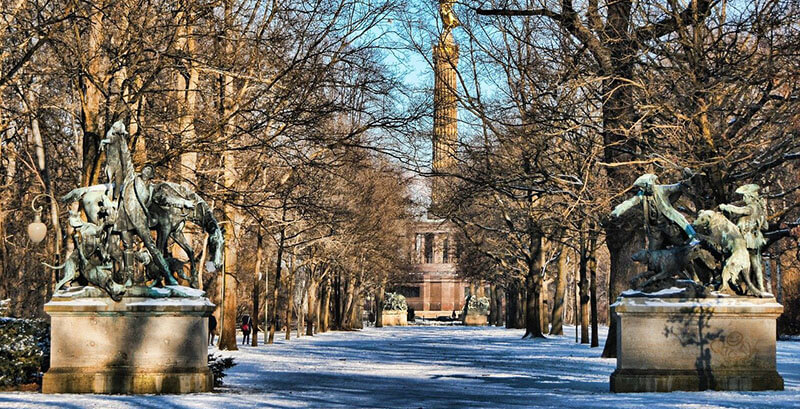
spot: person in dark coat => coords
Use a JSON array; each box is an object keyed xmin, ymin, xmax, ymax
[
  {"xmin": 208, "ymin": 314, "xmax": 218, "ymax": 346},
  {"xmin": 241, "ymin": 314, "xmax": 252, "ymax": 345}
]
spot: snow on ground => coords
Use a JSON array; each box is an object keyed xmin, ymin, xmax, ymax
[{"xmin": 2, "ymin": 325, "xmax": 800, "ymax": 408}]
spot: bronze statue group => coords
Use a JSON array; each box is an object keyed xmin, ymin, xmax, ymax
[
  {"xmin": 612, "ymin": 173, "xmax": 768, "ymax": 297},
  {"xmin": 45, "ymin": 121, "xmax": 224, "ymax": 300}
]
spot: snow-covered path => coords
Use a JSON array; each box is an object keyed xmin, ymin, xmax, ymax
[{"xmin": 2, "ymin": 325, "xmax": 800, "ymax": 408}]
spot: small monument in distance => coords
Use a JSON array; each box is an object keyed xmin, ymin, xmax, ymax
[
  {"xmin": 41, "ymin": 121, "xmax": 223, "ymax": 394},
  {"xmin": 609, "ymin": 173, "xmax": 783, "ymax": 393}
]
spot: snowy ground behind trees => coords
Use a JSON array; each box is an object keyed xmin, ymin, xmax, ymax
[{"xmin": 1, "ymin": 325, "xmax": 800, "ymax": 408}]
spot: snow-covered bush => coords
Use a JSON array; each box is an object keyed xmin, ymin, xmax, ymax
[
  {"xmin": 0, "ymin": 318, "xmax": 50, "ymax": 387},
  {"xmin": 383, "ymin": 292, "xmax": 407, "ymax": 311},
  {"xmin": 208, "ymin": 353, "xmax": 236, "ymax": 387},
  {"xmin": 467, "ymin": 296, "xmax": 490, "ymax": 315}
]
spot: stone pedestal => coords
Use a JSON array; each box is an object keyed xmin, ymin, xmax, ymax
[
  {"xmin": 611, "ymin": 296, "xmax": 784, "ymax": 393},
  {"xmin": 42, "ymin": 292, "xmax": 215, "ymax": 394},
  {"xmin": 381, "ymin": 310, "xmax": 408, "ymax": 326},
  {"xmin": 463, "ymin": 313, "xmax": 487, "ymax": 326}
]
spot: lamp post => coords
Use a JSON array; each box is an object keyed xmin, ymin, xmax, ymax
[
  {"xmin": 28, "ymin": 193, "xmax": 58, "ymax": 244},
  {"xmin": 216, "ymin": 220, "xmax": 231, "ymax": 348},
  {"xmin": 29, "ymin": 193, "xmax": 61, "ymax": 296}
]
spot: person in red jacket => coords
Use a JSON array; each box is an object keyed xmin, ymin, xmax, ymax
[{"xmin": 241, "ymin": 315, "xmax": 252, "ymax": 345}]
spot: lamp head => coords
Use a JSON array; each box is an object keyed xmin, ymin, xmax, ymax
[{"xmin": 28, "ymin": 213, "xmax": 47, "ymax": 244}]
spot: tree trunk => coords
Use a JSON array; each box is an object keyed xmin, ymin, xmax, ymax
[
  {"xmin": 342, "ymin": 278, "xmax": 356, "ymax": 330},
  {"xmin": 306, "ymin": 277, "xmax": 318, "ymax": 335},
  {"xmin": 579, "ymin": 229, "xmax": 590, "ymax": 344},
  {"xmin": 599, "ymin": 0, "xmax": 641, "ymax": 358},
  {"xmin": 350, "ymin": 289, "xmax": 363, "ymax": 329},
  {"xmin": 505, "ymin": 285, "xmax": 516, "ymax": 328},
  {"xmin": 375, "ymin": 285, "xmax": 385, "ymax": 328},
  {"xmin": 488, "ymin": 283, "xmax": 497, "ymax": 326},
  {"xmin": 573, "ymin": 265, "xmax": 579, "ymax": 343},
  {"xmin": 296, "ymin": 274, "xmax": 304, "ymax": 339},
  {"xmin": 267, "ymin": 226, "xmax": 285, "ymax": 344},
  {"xmin": 494, "ymin": 285, "xmax": 504, "ymax": 326},
  {"xmin": 252, "ymin": 233, "xmax": 263, "ymax": 346},
  {"xmin": 540, "ymin": 278, "xmax": 549, "ymax": 334},
  {"xmin": 26, "ymin": 90, "xmax": 61, "ymax": 298},
  {"xmin": 80, "ymin": 2, "xmax": 106, "ymax": 186},
  {"xmin": 320, "ymin": 278, "xmax": 331, "ymax": 332},
  {"xmin": 216, "ymin": 0, "xmax": 239, "ymax": 352},
  {"xmin": 601, "ymin": 217, "xmax": 645, "ymax": 357},
  {"xmin": 523, "ymin": 235, "xmax": 545, "ymax": 339},
  {"xmin": 333, "ymin": 272, "xmax": 342, "ymax": 329},
  {"xmin": 286, "ymin": 260, "xmax": 295, "ymax": 340},
  {"xmin": 217, "ymin": 214, "xmax": 238, "ymax": 351},
  {"xmin": 589, "ymin": 228, "xmax": 599, "ymax": 348},
  {"xmin": 550, "ymin": 248, "xmax": 568, "ymax": 335}
]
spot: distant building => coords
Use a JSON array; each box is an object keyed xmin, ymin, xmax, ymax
[{"xmin": 399, "ymin": 217, "xmax": 467, "ymax": 318}]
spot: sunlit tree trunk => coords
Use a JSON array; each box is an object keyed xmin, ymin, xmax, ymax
[
  {"xmin": 78, "ymin": 1, "xmax": 106, "ymax": 186},
  {"xmin": 306, "ymin": 276, "xmax": 318, "ymax": 335},
  {"xmin": 25, "ymin": 90, "xmax": 61, "ymax": 299},
  {"xmin": 252, "ymin": 232, "xmax": 263, "ymax": 346},
  {"xmin": 268, "ymin": 223, "xmax": 285, "ymax": 344},
  {"xmin": 523, "ymin": 235, "xmax": 545, "ymax": 338},
  {"xmin": 375, "ymin": 284, "xmax": 385, "ymax": 327},
  {"xmin": 216, "ymin": 0, "xmax": 239, "ymax": 351},
  {"xmin": 589, "ymin": 227, "xmax": 599, "ymax": 347},
  {"xmin": 320, "ymin": 277, "xmax": 331, "ymax": 332},
  {"xmin": 494, "ymin": 285, "xmax": 504, "ymax": 326},
  {"xmin": 285, "ymin": 256, "xmax": 295, "ymax": 340},
  {"xmin": 550, "ymin": 248, "xmax": 568, "ymax": 335},
  {"xmin": 579, "ymin": 227, "xmax": 590, "ymax": 344}
]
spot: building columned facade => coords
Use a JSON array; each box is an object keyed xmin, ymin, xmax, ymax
[{"xmin": 399, "ymin": 218, "xmax": 467, "ymax": 319}]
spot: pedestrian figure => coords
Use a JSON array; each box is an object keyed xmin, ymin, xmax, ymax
[
  {"xmin": 241, "ymin": 314, "xmax": 252, "ymax": 345},
  {"xmin": 208, "ymin": 314, "xmax": 218, "ymax": 346}
]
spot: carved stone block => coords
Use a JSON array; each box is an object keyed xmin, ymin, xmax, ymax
[
  {"xmin": 610, "ymin": 296, "xmax": 784, "ymax": 392},
  {"xmin": 42, "ymin": 295, "xmax": 214, "ymax": 394}
]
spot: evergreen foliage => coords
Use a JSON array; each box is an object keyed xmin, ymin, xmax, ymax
[
  {"xmin": 208, "ymin": 353, "xmax": 237, "ymax": 387},
  {"xmin": 0, "ymin": 318, "xmax": 50, "ymax": 386}
]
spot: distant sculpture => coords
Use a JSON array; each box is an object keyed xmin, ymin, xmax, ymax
[
  {"xmin": 720, "ymin": 184, "xmax": 767, "ymax": 293},
  {"xmin": 612, "ymin": 173, "xmax": 770, "ymax": 297},
  {"xmin": 49, "ymin": 121, "xmax": 223, "ymax": 300}
]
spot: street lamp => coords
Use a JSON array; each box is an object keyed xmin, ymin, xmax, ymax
[
  {"xmin": 28, "ymin": 193, "xmax": 57, "ymax": 244},
  {"xmin": 216, "ymin": 220, "xmax": 231, "ymax": 348}
]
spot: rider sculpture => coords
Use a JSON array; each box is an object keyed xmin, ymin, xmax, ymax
[{"xmin": 47, "ymin": 121, "xmax": 224, "ymax": 299}]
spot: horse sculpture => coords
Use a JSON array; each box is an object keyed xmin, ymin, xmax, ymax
[
  {"xmin": 148, "ymin": 181, "xmax": 225, "ymax": 288},
  {"xmin": 101, "ymin": 121, "xmax": 176, "ymax": 286}
]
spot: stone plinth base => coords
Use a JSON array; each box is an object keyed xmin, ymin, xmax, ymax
[
  {"xmin": 463, "ymin": 313, "xmax": 487, "ymax": 326},
  {"xmin": 43, "ymin": 368, "xmax": 213, "ymax": 394},
  {"xmin": 43, "ymin": 292, "xmax": 215, "ymax": 394},
  {"xmin": 381, "ymin": 310, "xmax": 408, "ymax": 326},
  {"xmin": 611, "ymin": 296, "xmax": 783, "ymax": 393}
]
